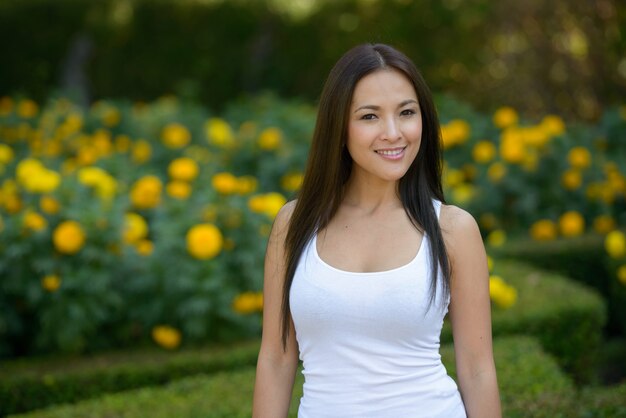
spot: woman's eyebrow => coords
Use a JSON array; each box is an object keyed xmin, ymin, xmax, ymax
[{"xmin": 353, "ymin": 99, "xmax": 419, "ymax": 113}]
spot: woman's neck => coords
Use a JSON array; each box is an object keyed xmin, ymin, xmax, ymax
[{"xmin": 342, "ymin": 173, "xmax": 402, "ymax": 214}]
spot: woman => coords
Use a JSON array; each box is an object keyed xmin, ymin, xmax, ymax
[{"xmin": 252, "ymin": 43, "xmax": 501, "ymax": 417}]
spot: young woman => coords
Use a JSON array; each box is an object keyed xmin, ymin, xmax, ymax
[{"xmin": 252, "ymin": 43, "xmax": 501, "ymax": 418}]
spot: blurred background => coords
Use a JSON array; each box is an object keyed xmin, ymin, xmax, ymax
[
  {"xmin": 1, "ymin": 0, "xmax": 625, "ymax": 417},
  {"xmin": 1, "ymin": 0, "xmax": 625, "ymax": 119}
]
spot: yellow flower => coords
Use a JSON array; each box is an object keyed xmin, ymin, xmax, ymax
[
  {"xmin": 440, "ymin": 119, "xmax": 471, "ymax": 149},
  {"xmin": 136, "ymin": 239, "xmax": 154, "ymax": 256},
  {"xmin": 605, "ymin": 230, "xmax": 626, "ymax": 259},
  {"xmin": 248, "ymin": 192, "xmax": 287, "ymax": 220},
  {"xmin": 443, "ymin": 168, "xmax": 464, "ymax": 188},
  {"xmin": 41, "ymin": 274, "xmax": 61, "ymax": 292},
  {"xmin": 151, "ymin": 325, "xmax": 181, "ymax": 350},
  {"xmin": 236, "ymin": 175, "xmax": 258, "ymax": 195},
  {"xmin": 487, "ymin": 256, "xmax": 494, "ymax": 273},
  {"xmin": 16, "ymin": 159, "xmax": 62, "ymax": 193},
  {"xmin": 102, "ymin": 108, "xmax": 121, "ymax": 127},
  {"xmin": 17, "ymin": 99, "xmax": 38, "ymax": 118},
  {"xmin": 489, "ymin": 275, "xmax": 517, "ymax": 308},
  {"xmin": 166, "ymin": 181, "xmax": 192, "ymax": 200},
  {"xmin": 168, "ymin": 157, "xmax": 199, "ymax": 182},
  {"xmin": 558, "ymin": 211, "xmax": 585, "ymax": 238},
  {"xmin": 472, "ymin": 141, "xmax": 496, "ymax": 164},
  {"xmin": 53, "ymin": 220, "xmax": 86, "ymax": 254},
  {"xmin": 281, "ymin": 172, "xmax": 304, "ymax": 192},
  {"xmin": 4, "ymin": 194, "xmax": 22, "ymax": 214},
  {"xmin": 521, "ymin": 126, "xmax": 549, "ymax": 148},
  {"xmin": 161, "ymin": 123, "xmax": 191, "ymax": 149},
  {"xmin": 76, "ymin": 146, "xmax": 98, "ymax": 166},
  {"xmin": 186, "ymin": 223, "xmax": 224, "ymax": 260},
  {"xmin": 232, "ymin": 291, "xmax": 264, "ymax": 314},
  {"xmin": 499, "ymin": 129, "xmax": 525, "ymax": 164},
  {"xmin": 92, "ymin": 130, "xmax": 113, "ymax": 157},
  {"xmin": 561, "ymin": 169, "xmax": 582, "ymax": 190},
  {"xmin": 540, "ymin": 115, "xmax": 565, "ymax": 137},
  {"xmin": 130, "ymin": 175, "xmax": 162, "ymax": 209},
  {"xmin": 617, "ymin": 265, "xmax": 626, "ymax": 285},
  {"xmin": 530, "ymin": 220, "xmax": 557, "ymax": 241},
  {"xmin": 257, "ymin": 127, "xmax": 282, "ymax": 150},
  {"xmin": 487, "ymin": 229, "xmax": 506, "ymax": 247},
  {"xmin": 205, "ymin": 118, "xmax": 235, "ymax": 148},
  {"xmin": 451, "ymin": 184, "xmax": 475, "ymax": 205},
  {"xmin": 593, "ymin": 215, "xmax": 615, "ymax": 235},
  {"xmin": 123, "ymin": 213, "xmax": 148, "ymax": 244},
  {"xmin": 0, "ymin": 144, "xmax": 14, "ymax": 164},
  {"xmin": 131, "ymin": 139, "xmax": 152, "ymax": 164},
  {"xmin": 567, "ymin": 147, "xmax": 591, "ymax": 170},
  {"xmin": 78, "ymin": 167, "xmax": 118, "ymax": 200},
  {"xmin": 487, "ymin": 162, "xmax": 507, "ymax": 183},
  {"xmin": 212, "ymin": 172, "xmax": 239, "ymax": 195},
  {"xmin": 493, "ymin": 107, "xmax": 518, "ymax": 129},
  {"xmin": 23, "ymin": 211, "xmax": 47, "ymax": 231}
]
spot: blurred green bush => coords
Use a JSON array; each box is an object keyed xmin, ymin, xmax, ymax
[
  {"xmin": 442, "ymin": 259, "xmax": 606, "ymax": 383},
  {"xmin": 0, "ymin": 92, "xmax": 624, "ymax": 362}
]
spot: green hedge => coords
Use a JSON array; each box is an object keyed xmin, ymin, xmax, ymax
[
  {"xmin": 442, "ymin": 259, "xmax": 606, "ymax": 383},
  {"xmin": 0, "ymin": 340, "xmax": 260, "ymax": 417},
  {"xmin": 10, "ymin": 336, "xmax": 578, "ymax": 418},
  {"xmin": 492, "ymin": 233, "xmax": 626, "ymax": 335}
]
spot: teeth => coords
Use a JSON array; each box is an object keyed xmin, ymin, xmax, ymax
[{"xmin": 377, "ymin": 148, "xmax": 403, "ymax": 156}]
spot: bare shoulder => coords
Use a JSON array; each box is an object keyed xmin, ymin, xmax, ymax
[
  {"xmin": 269, "ymin": 199, "xmax": 297, "ymax": 242},
  {"xmin": 440, "ymin": 203, "xmax": 479, "ymax": 233},
  {"xmin": 439, "ymin": 203, "xmax": 483, "ymax": 254}
]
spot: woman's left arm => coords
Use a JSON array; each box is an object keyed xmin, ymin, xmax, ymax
[{"xmin": 441, "ymin": 205, "xmax": 502, "ymax": 418}]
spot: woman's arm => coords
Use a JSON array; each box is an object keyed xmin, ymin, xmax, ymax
[
  {"xmin": 441, "ymin": 205, "xmax": 502, "ymax": 418},
  {"xmin": 252, "ymin": 201, "xmax": 300, "ymax": 418}
]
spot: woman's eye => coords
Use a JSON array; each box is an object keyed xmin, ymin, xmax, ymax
[
  {"xmin": 361, "ymin": 113, "xmax": 377, "ymax": 120},
  {"xmin": 400, "ymin": 109, "xmax": 416, "ymax": 116}
]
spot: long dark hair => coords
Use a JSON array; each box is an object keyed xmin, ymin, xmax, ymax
[{"xmin": 280, "ymin": 43, "xmax": 450, "ymax": 349}]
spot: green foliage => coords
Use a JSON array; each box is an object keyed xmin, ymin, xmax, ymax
[
  {"xmin": 442, "ymin": 259, "xmax": 607, "ymax": 383},
  {"xmin": 0, "ymin": 340, "xmax": 260, "ymax": 416},
  {"xmin": 492, "ymin": 233, "xmax": 626, "ymax": 335},
  {"xmin": 7, "ymin": 336, "xmax": 575, "ymax": 418}
]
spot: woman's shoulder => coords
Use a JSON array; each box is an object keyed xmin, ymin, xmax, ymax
[
  {"xmin": 269, "ymin": 199, "xmax": 298, "ymax": 240},
  {"xmin": 438, "ymin": 203, "xmax": 482, "ymax": 250}
]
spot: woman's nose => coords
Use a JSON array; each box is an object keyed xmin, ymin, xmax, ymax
[{"xmin": 382, "ymin": 117, "xmax": 401, "ymax": 141}]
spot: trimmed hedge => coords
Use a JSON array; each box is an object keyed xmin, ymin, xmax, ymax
[
  {"xmin": 1, "ymin": 259, "xmax": 607, "ymax": 415},
  {"xmin": 0, "ymin": 340, "xmax": 260, "ymax": 417},
  {"xmin": 492, "ymin": 233, "xmax": 626, "ymax": 336},
  {"xmin": 10, "ymin": 336, "xmax": 576, "ymax": 418},
  {"xmin": 442, "ymin": 259, "xmax": 606, "ymax": 383}
]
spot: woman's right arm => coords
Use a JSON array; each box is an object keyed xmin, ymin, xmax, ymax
[{"xmin": 252, "ymin": 201, "xmax": 300, "ymax": 418}]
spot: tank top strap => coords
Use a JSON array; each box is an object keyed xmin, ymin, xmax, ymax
[{"xmin": 433, "ymin": 199, "xmax": 442, "ymax": 220}]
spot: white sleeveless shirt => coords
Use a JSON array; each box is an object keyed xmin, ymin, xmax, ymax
[{"xmin": 290, "ymin": 200, "xmax": 467, "ymax": 418}]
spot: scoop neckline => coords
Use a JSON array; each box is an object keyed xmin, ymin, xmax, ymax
[{"xmin": 312, "ymin": 232, "xmax": 425, "ymax": 276}]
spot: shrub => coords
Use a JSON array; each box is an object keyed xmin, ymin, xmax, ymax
[
  {"xmin": 8, "ymin": 336, "xmax": 575, "ymax": 418},
  {"xmin": 442, "ymin": 259, "xmax": 606, "ymax": 383},
  {"xmin": 0, "ymin": 340, "xmax": 260, "ymax": 416}
]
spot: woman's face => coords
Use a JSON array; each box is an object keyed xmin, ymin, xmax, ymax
[{"xmin": 346, "ymin": 68, "xmax": 422, "ymax": 184}]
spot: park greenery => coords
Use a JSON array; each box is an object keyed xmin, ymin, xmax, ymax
[
  {"xmin": 1, "ymin": 0, "xmax": 625, "ymax": 416},
  {"xmin": 0, "ymin": 92, "xmax": 625, "ymax": 416}
]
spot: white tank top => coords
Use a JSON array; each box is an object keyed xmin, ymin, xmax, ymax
[{"xmin": 290, "ymin": 200, "xmax": 467, "ymax": 418}]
